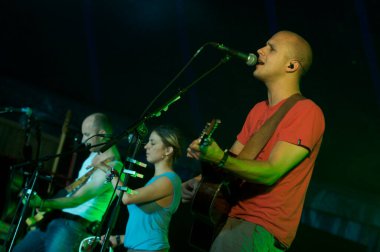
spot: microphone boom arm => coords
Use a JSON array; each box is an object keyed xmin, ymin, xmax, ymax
[{"xmin": 99, "ymin": 53, "xmax": 231, "ymax": 153}]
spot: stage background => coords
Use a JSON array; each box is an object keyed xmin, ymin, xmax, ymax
[{"xmin": 1, "ymin": 0, "xmax": 379, "ymax": 251}]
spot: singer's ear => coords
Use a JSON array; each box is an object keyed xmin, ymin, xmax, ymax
[{"xmin": 286, "ymin": 60, "xmax": 299, "ymax": 72}]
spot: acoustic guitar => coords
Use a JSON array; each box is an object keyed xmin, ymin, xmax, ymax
[
  {"xmin": 25, "ymin": 167, "xmax": 96, "ymax": 231},
  {"xmin": 79, "ymin": 236, "xmax": 114, "ymax": 252},
  {"xmin": 189, "ymin": 119, "xmax": 240, "ymax": 251}
]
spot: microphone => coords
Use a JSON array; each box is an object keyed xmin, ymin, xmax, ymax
[
  {"xmin": 210, "ymin": 42, "xmax": 257, "ymax": 66},
  {"xmin": 1, "ymin": 107, "xmax": 33, "ymax": 116},
  {"xmin": 95, "ymin": 133, "xmax": 113, "ymax": 138},
  {"xmin": 122, "ymin": 169, "xmax": 144, "ymax": 178},
  {"xmin": 125, "ymin": 156, "xmax": 147, "ymax": 168},
  {"xmin": 117, "ymin": 186, "xmax": 134, "ymax": 193},
  {"xmin": 96, "ymin": 133, "xmax": 136, "ymax": 143},
  {"xmin": 21, "ymin": 171, "xmax": 53, "ymax": 181}
]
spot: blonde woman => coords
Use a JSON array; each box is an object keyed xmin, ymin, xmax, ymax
[{"xmin": 103, "ymin": 125, "xmax": 183, "ymax": 252}]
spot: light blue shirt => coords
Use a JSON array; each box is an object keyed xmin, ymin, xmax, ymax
[{"xmin": 124, "ymin": 172, "xmax": 182, "ymax": 250}]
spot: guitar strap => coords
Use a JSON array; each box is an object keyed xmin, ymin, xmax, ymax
[
  {"xmin": 238, "ymin": 93, "xmax": 304, "ymax": 160},
  {"xmin": 65, "ymin": 157, "xmax": 115, "ymax": 194}
]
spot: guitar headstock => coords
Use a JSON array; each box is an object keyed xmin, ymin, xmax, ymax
[
  {"xmin": 62, "ymin": 110, "xmax": 72, "ymax": 134},
  {"xmin": 199, "ymin": 118, "xmax": 221, "ymax": 145}
]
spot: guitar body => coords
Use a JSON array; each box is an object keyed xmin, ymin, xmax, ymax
[
  {"xmin": 188, "ymin": 119, "xmax": 240, "ymax": 251},
  {"xmin": 25, "ymin": 188, "xmax": 68, "ymax": 230},
  {"xmin": 190, "ymin": 161, "xmax": 240, "ymax": 251},
  {"xmin": 26, "ymin": 210, "xmax": 62, "ymax": 231},
  {"xmin": 192, "ymin": 162, "xmax": 234, "ymax": 225},
  {"xmin": 79, "ymin": 236, "xmax": 113, "ymax": 252}
]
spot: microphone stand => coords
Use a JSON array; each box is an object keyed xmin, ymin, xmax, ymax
[
  {"xmin": 5, "ymin": 115, "xmax": 42, "ymax": 252},
  {"xmin": 97, "ymin": 55, "xmax": 231, "ymax": 252},
  {"xmin": 5, "ymin": 161, "xmax": 43, "ymax": 251},
  {"xmin": 99, "ymin": 132, "xmax": 145, "ymax": 252}
]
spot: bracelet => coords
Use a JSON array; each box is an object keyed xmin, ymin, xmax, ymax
[
  {"xmin": 217, "ymin": 149, "xmax": 229, "ymax": 168},
  {"xmin": 105, "ymin": 168, "xmax": 119, "ymax": 183},
  {"xmin": 116, "ymin": 235, "xmax": 121, "ymax": 246}
]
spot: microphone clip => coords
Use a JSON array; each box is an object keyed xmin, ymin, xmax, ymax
[{"xmin": 122, "ymin": 169, "xmax": 144, "ymax": 179}]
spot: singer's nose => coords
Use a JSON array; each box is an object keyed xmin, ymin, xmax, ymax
[{"xmin": 257, "ymin": 47, "xmax": 263, "ymax": 55}]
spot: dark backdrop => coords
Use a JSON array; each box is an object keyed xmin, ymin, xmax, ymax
[{"xmin": 1, "ymin": 0, "xmax": 379, "ymax": 251}]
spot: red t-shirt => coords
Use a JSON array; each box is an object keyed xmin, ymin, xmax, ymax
[{"xmin": 231, "ymin": 98, "xmax": 325, "ymax": 247}]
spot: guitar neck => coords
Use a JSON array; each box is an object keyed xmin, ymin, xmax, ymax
[{"xmin": 64, "ymin": 168, "xmax": 95, "ymax": 193}]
